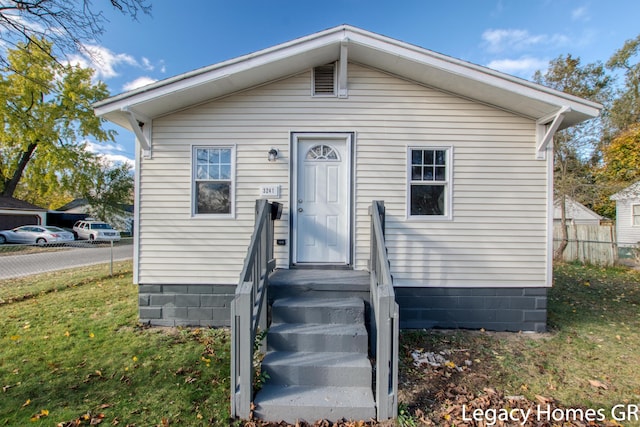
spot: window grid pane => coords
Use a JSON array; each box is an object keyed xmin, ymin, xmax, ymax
[
  {"xmin": 196, "ymin": 148, "xmax": 232, "ymax": 180},
  {"xmin": 410, "ymin": 184, "xmax": 446, "ymax": 216},
  {"xmin": 411, "ymin": 149, "xmax": 447, "ymax": 182}
]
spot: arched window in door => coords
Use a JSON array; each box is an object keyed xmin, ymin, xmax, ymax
[{"xmin": 305, "ymin": 144, "xmax": 340, "ymax": 161}]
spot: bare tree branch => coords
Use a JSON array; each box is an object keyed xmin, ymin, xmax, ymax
[{"xmin": 0, "ymin": 0, "xmax": 151, "ymax": 66}]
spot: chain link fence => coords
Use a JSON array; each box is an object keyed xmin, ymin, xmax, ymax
[{"xmin": 0, "ymin": 238, "xmax": 133, "ymax": 280}]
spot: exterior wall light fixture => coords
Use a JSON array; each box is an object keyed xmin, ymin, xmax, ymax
[{"xmin": 268, "ymin": 148, "xmax": 279, "ymax": 162}]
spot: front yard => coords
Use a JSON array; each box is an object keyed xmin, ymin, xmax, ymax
[{"xmin": 0, "ymin": 262, "xmax": 638, "ymax": 426}]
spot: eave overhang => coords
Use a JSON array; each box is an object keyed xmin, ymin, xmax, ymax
[{"xmin": 94, "ymin": 25, "xmax": 601, "ymax": 133}]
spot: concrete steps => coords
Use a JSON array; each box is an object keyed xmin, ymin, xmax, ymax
[
  {"xmin": 254, "ymin": 294, "xmax": 375, "ymax": 423},
  {"xmin": 267, "ymin": 322, "xmax": 368, "ymax": 353},
  {"xmin": 255, "ymin": 385, "xmax": 375, "ymax": 423}
]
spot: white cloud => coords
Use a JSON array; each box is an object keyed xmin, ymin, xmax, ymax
[
  {"xmin": 122, "ymin": 76, "xmax": 158, "ymax": 91},
  {"xmin": 141, "ymin": 57, "xmax": 154, "ymax": 71},
  {"xmin": 84, "ymin": 141, "xmax": 135, "ymax": 169},
  {"xmin": 482, "ymin": 28, "xmax": 570, "ymax": 53},
  {"xmin": 67, "ymin": 44, "xmax": 137, "ymax": 80},
  {"xmin": 486, "ymin": 56, "xmax": 550, "ymax": 78},
  {"xmin": 100, "ymin": 153, "xmax": 135, "ymax": 169},
  {"xmin": 571, "ymin": 6, "xmax": 590, "ymax": 21}
]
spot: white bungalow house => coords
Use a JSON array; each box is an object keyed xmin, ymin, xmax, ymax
[
  {"xmin": 611, "ymin": 181, "xmax": 640, "ymax": 247},
  {"xmin": 95, "ymin": 25, "xmax": 600, "ymax": 421}
]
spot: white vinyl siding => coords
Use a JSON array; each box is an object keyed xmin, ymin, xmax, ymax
[
  {"xmin": 615, "ymin": 199, "xmax": 640, "ymax": 246},
  {"xmin": 138, "ymin": 63, "xmax": 548, "ymax": 287}
]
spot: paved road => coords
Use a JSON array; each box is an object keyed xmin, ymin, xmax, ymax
[{"xmin": 0, "ymin": 241, "xmax": 133, "ymax": 280}]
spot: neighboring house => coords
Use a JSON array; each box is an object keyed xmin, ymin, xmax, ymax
[
  {"xmin": 0, "ymin": 197, "xmax": 47, "ymax": 230},
  {"xmin": 95, "ymin": 25, "xmax": 600, "ymax": 334},
  {"xmin": 553, "ymin": 196, "xmax": 604, "ymax": 225},
  {"xmin": 50, "ymin": 198, "xmax": 134, "ymax": 234},
  {"xmin": 611, "ymin": 181, "xmax": 640, "ymax": 247}
]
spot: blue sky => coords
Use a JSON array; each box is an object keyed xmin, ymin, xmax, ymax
[{"xmin": 78, "ymin": 0, "xmax": 640, "ymax": 165}]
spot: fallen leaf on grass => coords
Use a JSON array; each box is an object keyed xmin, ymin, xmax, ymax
[
  {"xmin": 589, "ymin": 379, "xmax": 608, "ymax": 389},
  {"xmin": 22, "ymin": 399, "xmax": 31, "ymax": 407},
  {"xmin": 30, "ymin": 409, "xmax": 49, "ymax": 421},
  {"xmin": 535, "ymin": 394, "xmax": 553, "ymax": 404},
  {"xmin": 57, "ymin": 412, "xmax": 106, "ymax": 426}
]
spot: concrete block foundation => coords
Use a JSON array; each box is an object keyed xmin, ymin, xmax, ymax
[{"xmin": 138, "ymin": 283, "xmax": 235, "ymax": 327}]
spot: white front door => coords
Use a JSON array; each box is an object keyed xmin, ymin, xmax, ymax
[{"xmin": 293, "ymin": 136, "xmax": 350, "ymax": 264}]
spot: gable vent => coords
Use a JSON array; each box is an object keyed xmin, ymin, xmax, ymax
[{"xmin": 313, "ymin": 63, "xmax": 336, "ymax": 95}]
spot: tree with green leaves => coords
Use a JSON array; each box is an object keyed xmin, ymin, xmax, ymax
[
  {"xmin": 0, "ymin": 39, "xmax": 115, "ymax": 207},
  {"xmin": 533, "ymin": 54, "xmax": 611, "ymax": 259},
  {"xmin": 82, "ymin": 160, "xmax": 134, "ymax": 227},
  {"xmin": 592, "ymin": 34, "xmax": 640, "ymax": 218},
  {"xmin": 0, "ymin": 0, "xmax": 151, "ymax": 67},
  {"xmin": 606, "ymin": 34, "xmax": 640, "ymax": 135}
]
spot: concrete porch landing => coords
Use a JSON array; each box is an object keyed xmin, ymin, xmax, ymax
[{"xmin": 269, "ymin": 269, "xmax": 369, "ymax": 289}]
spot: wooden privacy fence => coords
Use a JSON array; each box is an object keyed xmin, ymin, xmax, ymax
[{"xmin": 553, "ymin": 223, "xmax": 617, "ymax": 266}]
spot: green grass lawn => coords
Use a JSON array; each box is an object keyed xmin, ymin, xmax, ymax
[
  {"xmin": 0, "ymin": 263, "xmax": 231, "ymax": 426},
  {"xmin": 0, "ymin": 261, "xmax": 638, "ymax": 426},
  {"xmin": 399, "ymin": 262, "xmax": 640, "ymax": 427}
]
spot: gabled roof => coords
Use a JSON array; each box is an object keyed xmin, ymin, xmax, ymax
[
  {"xmin": 54, "ymin": 198, "xmax": 135, "ymax": 214},
  {"xmin": 553, "ymin": 197, "xmax": 604, "ymax": 221},
  {"xmin": 0, "ymin": 197, "xmax": 46, "ymax": 211},
  {"xmin": 55, "ymin": 198, "xmax": 90, "ymax": 211},
  {"xmin": 611, "ymin": 181, "xmax": 640, "ymax": 201},
  {"xmin": 95, "ymin": 25, "xmax": 601, "ymax": 131}
]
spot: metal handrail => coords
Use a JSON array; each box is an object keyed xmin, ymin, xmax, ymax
[
  {"xmin": 369, "ymin": 200, "xmax": 399, "ymax": 420},
  {"xmin": 230, "ymin": 199, "xmax": 276, "ymax": 419}
]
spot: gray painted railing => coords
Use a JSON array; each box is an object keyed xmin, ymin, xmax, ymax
[
  {"xmin": 369, "ymin": 200, "xmax": 399, "ymax": 420},
  {"xmin": 231, "ymin": 199, "xmax": 276, "ymax": 419}
]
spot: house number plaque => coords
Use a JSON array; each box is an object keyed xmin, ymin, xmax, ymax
[{"xmin": 259, "ymin": 184, "xmax": 281, "ymax": 199}]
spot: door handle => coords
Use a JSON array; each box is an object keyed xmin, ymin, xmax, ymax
[{"xmin": 298, "ymin": 208, "xmax": 303, "ymax": 212}]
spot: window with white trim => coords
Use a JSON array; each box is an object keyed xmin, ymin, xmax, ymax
[
  {"xmin": 193, "ymin": 146, "xmax": 234, "ymax": 216},
  {"xmin": 633, "ymin": 205, "xmax": 640, "ymax": 226},
  {"xmin": 408, "ymin": 147, "xmax": 451, "ymax": 218}
]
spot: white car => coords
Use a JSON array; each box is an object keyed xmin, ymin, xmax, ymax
[
  {"xmin": 73, "ymin": 220, "xmax": 121, "ymax": 242},
  {"xmin": 0, "ymin": 225, "xmax": 75, "ymax": 245}
]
